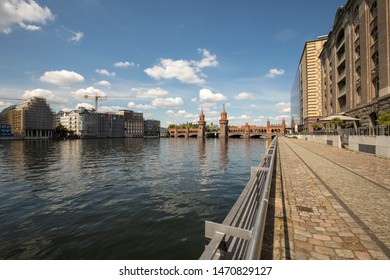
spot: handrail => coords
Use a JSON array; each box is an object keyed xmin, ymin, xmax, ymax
[
  {"xmin": 244, "ymin": 138, "xmax": 277, "ymax": 259},
  {"xmin": 199, "ymin": 137, "xmax": 278, "ymax": 260}
]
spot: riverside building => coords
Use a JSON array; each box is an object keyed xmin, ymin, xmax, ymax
[
  {"xmin": 0, "ymin": 97, "xmax": 54, "ymax": 139},
  {"xmin": 299, "ymin": 37, "xmax": 328, "ymax": 132},
  {"xmin": 320, "ymin": 0, "xmax": 390, "ymax": 126},
  {"xmin": 60, "ymin": 107, "xmax": 124, "ymax": 138},
  {"xmin": 291, "ymin": 0, "xmax": 390, "ymax": 131},
  {"xmin": 117, "ymin": 110, "xmax": 144, "ymax": 138}
]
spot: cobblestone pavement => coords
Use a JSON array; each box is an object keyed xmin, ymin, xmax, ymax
[{"xmin": 277, "ymin": 137, "xmax": 390, "ymax": 260}]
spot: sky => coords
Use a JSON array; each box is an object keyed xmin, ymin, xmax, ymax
[{"xmin": 0, "ymin": 0, "xmax": 347, "ymax": 127}]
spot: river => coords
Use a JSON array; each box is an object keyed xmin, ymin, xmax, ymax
[{"xmin": 0, "ymin": 138, "xmax": 267, "ymax": 259}]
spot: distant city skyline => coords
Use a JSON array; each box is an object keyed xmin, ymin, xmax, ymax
[{"xmin": 0, "ymin": 0, "xmax": 346, "ymax": 126}]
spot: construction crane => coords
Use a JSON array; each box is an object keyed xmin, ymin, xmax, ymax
[
  {"xmin": 0, "ymin": 97, "xmax": 24, "ymax": 101},
  {"xmin": 83, "ymin": 94, "xmax": 134, "ymax": 110}
]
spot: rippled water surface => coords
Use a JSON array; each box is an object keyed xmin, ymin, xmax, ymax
[{"xmin": 0, "ymin": 138, "xmax": 266, "ymax": 259}]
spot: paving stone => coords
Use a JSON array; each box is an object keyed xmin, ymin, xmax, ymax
[
  {"xmin": 335, "ymin": 249, "xmax": 355, "ymax": 259},
  {"xmin": 274, "ymin": 138, "xmax": 390, "ymax": 260},
  {"xmin": 313, "ymin": 234, "xmax": 332, "ymax": 241}
]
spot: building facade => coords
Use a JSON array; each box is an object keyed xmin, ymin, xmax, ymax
[
  {"xmin": 118, "ymin": 110, "xmax": 144, "ymax": 138},
  {"xmin": 144, "ymin": 119, "xmax": 160, "ymax": 138},
  {"xmin": 60, "ymin": 107, "xmax": 124, "ymax": 138},
  {"xmin": 320, "ymin": 0, "xmax": 390, "ymax": 126},
  {"xmin": 299, "ymin": 37, "xmax": 328, "ymax": 132},
  {"xmin": 0, "ymin": 97, "xmax": 54, "ymax": 139}
]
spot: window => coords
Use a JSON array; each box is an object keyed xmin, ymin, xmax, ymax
[
  {"xmin": 371, "ymin": 26, "xmax": 378, "ymax": 44},
  {"xmin": 372, "ymin": 51, "xmax": 379, "ymax": 67},
  {"xmin": 370, "ymin": 2, "xmax": 377, "ymax": 19},
  {"xmin": 372, "ymin": 76, "xmax": 380, "ymax": 98},
  {"xmin": 355, "ymin": 45, "xmax": 360, "ymax": 59},
  {"xmin": 353, "ymin": 5, "xmax": 359, "ymax": 20},
  {"xmin": 356, "ymin": 66, "xmax": 361, "ymax": 78}
]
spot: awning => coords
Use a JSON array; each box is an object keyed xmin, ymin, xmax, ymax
[{"xmin": 320, "ymin": 115, "xmax": 360, "ymax": 121}]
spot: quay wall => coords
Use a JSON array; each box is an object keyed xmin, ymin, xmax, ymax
[
  {"xmin": 296, "ymin": 134, "xmax": 341, "ymax": 148},
  {"xmin": 296, "ymin": 134, "xmax": 390, "ymax": 159}
]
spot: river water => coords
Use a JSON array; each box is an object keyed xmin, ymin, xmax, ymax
[{"xmin": 0, "ymin": 138, "xmax": 267, "ymax": 260}]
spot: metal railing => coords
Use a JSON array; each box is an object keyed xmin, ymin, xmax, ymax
[
  {"xmin": 310, "ymin": 125, "xmax": 390, "ymax": 136},
  {"xmin": 199, "ymin": 137, "xmax": 278, "ymax": 260}
]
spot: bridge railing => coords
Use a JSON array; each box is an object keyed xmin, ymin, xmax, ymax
[{"xmin": 199, "ymin": 137, "xmax": 278, "ymax": 260}]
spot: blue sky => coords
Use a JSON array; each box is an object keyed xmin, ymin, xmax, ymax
[{"xmin": 0, "ymin": 0, "xmax": 346, "ymax": 127}]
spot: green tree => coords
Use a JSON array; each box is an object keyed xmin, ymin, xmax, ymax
[
  {"xmin": 377, "ymin": 113, "xmax": 390, "ymax": 126},
  {"xmin": 55, "ymin": 124, "xmax": 69, "ymax": 138},
  {"xmin": 312, "ymin": 122, "xmax": 323, "ymax": 131},
  {"xmin": 329, "ymin": 117, "xmax": 345, "ymax": 129}
]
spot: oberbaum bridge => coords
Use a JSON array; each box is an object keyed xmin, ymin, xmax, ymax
[{"xmin": 168, "ymin": 105, "xmax": 286, "ymax": 138}]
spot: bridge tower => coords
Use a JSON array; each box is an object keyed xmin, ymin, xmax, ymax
[
  {"xmin": 219, "ymin": 104, "xmax": 229, "ymax": 138},
  {"xmin": 198, "ymin": 107, "xmax": 206, "ymax": 138}
]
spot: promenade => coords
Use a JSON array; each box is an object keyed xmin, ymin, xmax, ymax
[{"xmin": 267, "ymin": 137, "xmax": 390, "ymax": 260}]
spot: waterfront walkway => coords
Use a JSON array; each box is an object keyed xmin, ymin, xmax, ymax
[{"xmin": 267, "ymin": 137, "xmax": 390, "ymax": 260}]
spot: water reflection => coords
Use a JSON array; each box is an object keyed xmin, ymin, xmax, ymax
[{"xmin": 0, "ymin": 138, "xmax": 266, "ymax": 259}]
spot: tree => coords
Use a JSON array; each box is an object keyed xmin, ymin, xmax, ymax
[
  {"xmin": 312, "ymin": 122, "xmax": 323, "ymax": 131},
  {"xmin": 377, "ymin": 113, "xmax": 390, "ymax": 126},
  {"xmin": 329, "ymin": 117, "xmax": 345, "ymax": 129},
  {"xmin": 55, "ymin": 124, "xmax": 69, "ymax": 138}
]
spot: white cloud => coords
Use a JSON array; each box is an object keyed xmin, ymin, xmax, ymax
[
  {"xmin": 114, "ymin": 61, "xmax": 138, "ymax": 68},
  {"xmin": 266, "ymin": 68, "xmax": 285, "ymax": 78},
  {"xmin": 127, "ymin": 102, "xmax": 155, "ymax": 110},
  {"xmin": 19, "ymin": 22, "xmax": 40, "ymax": 31},
  {"xmin": 130, "ymin": 87, "xmax": 168, "ymax": 99},
  {"xmin": 229, "ymin": 115, "xmax": 252, "ymax": 121},
  {"xmin": 39, "ymin": 70, "xmax": 85, "ymax": 86},
  {"xmin": 275, "ymin": 102, "xmax": 291, "ymax": 113},
  {"xmin": 199, "ymin": 88, "xmax": 227, "ymax": 103},
  {"xmin": 96, "ymin": 68, "xmax": 115, "ymax": 76},
  {"xmin": 74, "ymin": 102, "xmax": 95, "ymax": 111},
  {"xmin": 152, "ymin": 97, "xmax": 183, "ymax": 108},
  {"xmin": 145, "ymin": 58, "xmax": 203, "ymax": 84},
  {"xmin": 166, "ymin": 109, "xmax": 198, "ymax": 119},
  {"xmin": 99, "ymin": 105, "xmax": 126, "ymax": 113},
  {"xmin": 0, "ymin": 100, "xmax": 14, "ymax": 110},
  {"xmin": 144, "ymin": 49, "xmax": 218, "ymax": 84},
  {"xmin": 195, "ymin": 48, "xmax": 218, "ymax": 68},
  {"xmin": 234, "ymin": 92, "xmax": 255, "ymax": 100},
  {"xmin": 73, "ymin": 87, "xmax": 106, "ymax": 98},
  {"xmin": 22, "ymin": 88, "xmax": 68, "ymax": 104},
  {"xmin": 0, "ymin": 0, "xmax": 54, "ymax": 34},
  {"xmin": 96, "ymin": 80, "xmax": 111, "ymax": 87},
  {"xmin": 69, "ymin": 30, "xmax": 83, "ymax": 42}
]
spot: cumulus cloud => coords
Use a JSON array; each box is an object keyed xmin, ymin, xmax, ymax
[
  {"xmin": 69, "ymin": 30, "xmax": 83, "ymax": 42},
  {"xmin": 195, "ymin": 48, "xmax": 218, "ymax": 68},
  {"xmin": 152, "ymin": 97, "xmax": 183, "ymax": 108},
  {"xmin": 166, "ymin": 109, "xmax": 198, "ymax": 119},
  {"xmin": 96, "ymin": 80, "xmax": 111, "ymax": 87},
  {"xmin": 114, "ymin": 61, "xmax": 138, "ymax": 68},
  {"xmin": 229, "ymin": 115, "xmax": 252, "ymax": 121},
  {"xmin": 74, "ymin": 102, "xmax": 95, "ymax": 111},
  {"xmin": 275, "ymin": 102, "xmax": 291, "ymax": 113},
  {"xmin": 144, "ymin": 49, "xmax": 218, "ymax": 84},
  {"xmin": 0, "ymin": 100, "xmax": 15, "ymax": 110},
  {"xmin": 22, "ymin": 88, "xmax": 68, "ymax": 104},
  {"xmin": 73, "ymin": 87, "xmax": 106, "ymax": 98},
  {"xmin": 130, "ymin": 87, "xmax": 168, "ymax": 99},
  {"xmin": 234, "ymin": 92, "xmax": 255, "ymax": 100},
  {"xmin": 96, "ymin": 68, "xmax": 115, "ymax": 76},
  {"xmin": 0, "ymin": 0, "xmax": 54, "ymax": 34},
  {"xmin": 128, "ymin": 102, "xmax": 155, "ymax": 110},
  {"xmin": 199, "ymin": 88, "xmax": 227, "ymax": 103},
  {"xmin": 39, "ymin": 70, "xmax": 85, "ymax": 86},
  {"xmin": 266, "ymin": 68, "xmax": 285, "ymax": 78}
]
